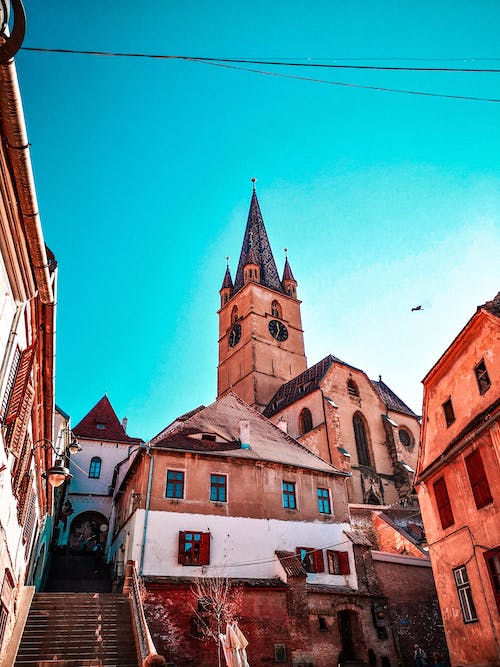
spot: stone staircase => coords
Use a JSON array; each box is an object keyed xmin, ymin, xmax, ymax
[{"xmin": 14, "ymin": 592, "xmax": 139, "ymax": 667}]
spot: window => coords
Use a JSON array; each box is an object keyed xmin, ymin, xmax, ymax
[
  {"xmin": 465, "ymin": 449, "xmax": 492, "ymax": 509},
  {"xmin": 474, "ymin": 360, "xmax": 491, "ymax": 395},
  {"xmin": 166, "ymin": 470, "xmax": 185, "ymax": 499},
  {"xmin": 299, "ymin": 408, "xmax": 313, "ymax": 435},
  {"xmin": 274, "ymin": 644, "xmax": 286, "ymax": 663},
  {"xmin": 318, "ymin": 616, "xmax": 328, "ymax": 631},
  {"xmin": 347, "ymin": 379, "xmax": 359, "ymax": 397},
  {"xmin": 353, "ymin": 413, "xmax": 371, "ymax": 467},
  {"xmin": 484, "ymin": 547, "xmax": 500, "ymax": 614},
  {"xmin": 296, "ymin": 547, "xmax": 324, "ymax": 573},
  {"xmin": 210, "ymin": 474, "xmax": 227, "ymax": 502},
  {"xmin": 0, "ymin": 570, "xmax": 14, "ymax": 649},
  {"xmin": 398, "ymin": 429, "xmax": 412, "ymax": 449},
  {"xmin": 88, "ymin": 457, "xmax": 102, "ymax": 479},
  {"xmin": 271, "ymin": 300, "xmax": 282, "ymax": 318},
  {"xmin": 442, "ymin": 398, "xmax": 455, "ymax": 427},
  {"xmin": 433, "ymin": 476, "xmax": 454, "ymax": 530},
  {"xmin": 453, "ymin": 565, "xmax": 478, "ymax": 623},
  {"xmin": 317, "ymin": 488, "xmax": 331, "ymax": 514},
  {"xmin": 326, "ymin": 550, "xmax": 350, "ymax": 575},
  {"xmin": 178, "ymin": 531, "xmax": 210, "ymax": 566},
  {"xmin": 96, "ymin": 422, "xmax": 106, "ymax": 430},
  {"xmin": 282, "ymin": 481, "xmax": 296, "ymax": 509},
  {"xmin": 231, "ymin": 306, "xmax": 238, "ymax": 324}
]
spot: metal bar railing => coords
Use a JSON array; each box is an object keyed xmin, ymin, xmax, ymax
[{"xmin": 123, "ymin": 559, "xmax": 164, "ymax": 665}]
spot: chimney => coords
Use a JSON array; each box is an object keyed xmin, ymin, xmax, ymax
[
  {"xmin": 122, "ymin": 417, "xmax": 128, "ymax": 433},
  {"xmin": 277, "ymin": 417, "xmax": 288, "ymax": 433},
  {"xmin": 239, "ymin": 420, "xmax": 250, "ymax": 449}
]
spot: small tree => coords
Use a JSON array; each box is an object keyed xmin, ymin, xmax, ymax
[{"xmin": 191, "ymin": 577, "xmax": 243, "ymax": 667}]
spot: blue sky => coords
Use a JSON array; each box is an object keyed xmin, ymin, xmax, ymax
[{"xmin": 16, "ymin": 1, "xmax": 500, "ymax": 439}]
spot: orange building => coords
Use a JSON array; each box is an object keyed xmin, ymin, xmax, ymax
[{"xmin": 416, "ymin": 293, "xmax": 500, "ymax": 666}]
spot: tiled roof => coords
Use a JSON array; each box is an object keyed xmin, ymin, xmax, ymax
[
  {"xmin": 480, "ymin": 291, "xmax": 500, "ymax": 318},
  {"xmin": 151, "ymin": 405, "xmax": 206, "ymax": 443},
  {"xmin": 263, "ymin": 355, "xmax": 342, "ymax": 417},
  {"xmin": 73, "ymin": 395, "xmax": 142, "ymax": 443},
  {"xmin": 282, "ymin": 257, "xmax": 296, "ymax": 282},
  {"xmin": 233, "ymin": 191, "xmax": 284, "ymax": 295},
  {"xmin": 275, "ymin": 550, "xmax": 306, "ymax": 578},
  {"xmin": 220, "ymin": 266, "xmax": 233, "ymax": 290},
  {"xmin": 344, "ymin": 529, "xmax": 373, "ymax": 547},
  {"xmin": 155, "ymin": 392, "xmax": 345, "ymax": 475},
  {"xmin": 371, "ymin": 379, "xmax": 417, "ymax": 417}
]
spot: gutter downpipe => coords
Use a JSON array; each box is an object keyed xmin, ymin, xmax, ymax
[
  {"xmin": 139, "ymin": 445, "xmax": 153, "ymax": 576},
  {"xmin": 0, "ymin": 56, "xmax": 54, "ymax": 305},
  {"xmin": 320, "ymin": 389, "xmax": 334, "ymax": 464}
]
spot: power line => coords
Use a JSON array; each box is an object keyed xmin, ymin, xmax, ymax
[{"xmin": 20, "ymin": 47, "xmax": 500, "ymax": 72}]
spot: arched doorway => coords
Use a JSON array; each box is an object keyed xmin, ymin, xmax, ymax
[
  {"xmin": 68, "ymin": 511, "xmax": 108, "ymax": 551},
  {"xmin": 337, "ymin": 609, "xmax": 365, "ymax": 662}
]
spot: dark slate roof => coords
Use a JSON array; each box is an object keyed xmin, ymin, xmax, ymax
[
  {"xmin": 233, "ymin": 191, "xmax": 284, "ymax": 295},
  {"xmin": 282, "ymin": 256, "xmax": 296, "ymax": 282},
  {"xmin": 275, "ymin": 550, "xmax": 306, "ymax": 578},
  {"xmin": 480, "ymin": 291, "xmax": 500, "ymax": 318},
  {"xmin": 263, "ymin": 355, "xmax": 342, "ymax": 417},
  {"xmin": 73, "ymin": 395, "xmax": 142, "ymax": 443},
  {"xmin": 370, "ymin": 379, "xmax": 417, "ymax": 417},
  {"xmin": 220, "ymin": 266, "xmax": 233, "ymax": 290}
]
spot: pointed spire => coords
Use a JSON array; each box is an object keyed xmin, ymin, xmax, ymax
[
  {"xmin": 282, "ymin": 255, "xmax": 296, "ymax": 282},
  {"xmin": 281, "ymin": 248, "xmax": 298, "ymax": 299},
  {"xmin": 220, "ymin": 259, "xmax": 233, "ymax": 290},
  {"xmin": 233, "ymin": 186, "xmax": 284, "ymax": 295}
]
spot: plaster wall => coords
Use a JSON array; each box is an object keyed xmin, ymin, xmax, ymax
[
  {"xmin": 68, "ymin": 438, "xmax": 133, "ymax": 495},
  {"xmin": 135, "ymin": 508, "xmax": 356, "ymax": 586}
]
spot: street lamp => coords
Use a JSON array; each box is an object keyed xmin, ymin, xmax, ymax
[{"xmin": 34, "ymin": 438, "xmax": 78, "ymax": 488}]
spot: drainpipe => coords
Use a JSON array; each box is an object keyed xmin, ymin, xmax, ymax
[
  {"xmin": 0, "ymin": 55, "xmax": 54, "ymax": 304},
  {"xmin": 139, "ymin": 445, "xmax": 153, "ymax": 576}
]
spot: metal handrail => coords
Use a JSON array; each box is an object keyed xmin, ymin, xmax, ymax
[{"xmin": 123, "ymin": 559, "xmax": 162, "ymax": 665}]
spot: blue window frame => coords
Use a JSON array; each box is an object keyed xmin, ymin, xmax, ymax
[
  {"xmin": 88, "ymin": 457, "xmax": 101, "ymax": 479},
  {"xmin": 166, "ymin": 470, "xmax": 185, "ymax": 499},
  {"xmin": 282, "ymin": 481, "xmax": 296, "ymax": 509},
  {"xmin": 210, "ymin": 474, "xmax": 227, "ymax": 502},
  {"xmin": 317, "ymin": 488, "xmax": 331, "ymax": 514}
]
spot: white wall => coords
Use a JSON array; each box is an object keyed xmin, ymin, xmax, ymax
[
  {"xmin": 69, "ymin": 440, "xmax": 133, "ymax": 495},
  {"xmin": 129, "ymin": 510, "xmax": 357, "ymax": 588}
]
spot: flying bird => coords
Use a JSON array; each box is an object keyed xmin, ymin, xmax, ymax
[{"xmin": 411, "ymin": 305, "xmax": 423, "ymax": 311}]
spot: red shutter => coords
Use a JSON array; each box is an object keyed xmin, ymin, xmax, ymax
[
  {"xmin": 484, "ymin": 547, "xmax": 500, "ymax": 614},
  {"xmin": 433, "ymin": 477, "xmax": 454, "ymax": 529},
  {"xmin": 465, "ymin": 449, "xmax": 493, "ymax": 510},
  {"xmin": 178, "ymin": 532, "xmax": 186, "ymax": 564},
  {"xmin": 313, "ymin": 549, "xmax": 325, "ymax": 573},
  {"xmin": 200, "ymin": 532, "xmax": 210, "ymax": 565},
  {"xmin": 4, "ymin": 343, "xmax": 36, "ymax": 426},
  {"xmin": 339, "ymin": 551, "xmax": 350, "ymax": 575},
  {"xmin": 9, "ymin": 384, "xmax": 34, "ymax": 457}
]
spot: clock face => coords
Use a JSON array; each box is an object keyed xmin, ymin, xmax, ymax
[
  {"xmin": 268, "ymin": 319, "xmax": 288, "ymax": 342},
  {"xmin": 228, "ymin": 323, "xmax": 241, "ymax": 347}
]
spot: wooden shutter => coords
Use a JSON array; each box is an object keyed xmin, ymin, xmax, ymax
[
  {"xmin": 465, "ymin": 449, "xmax": 492, "ymax": 509},
  {"xmin": 4, "ymin": 343, "xmax": 36, "ymax": 426},
  {"xmin": 312, "ymin": 549, "xmax": 325, "ymax": 573},
  {"xmin": 178, "ymin": 532, "xmax": 186, "ymax": 564},
  {"xmin": 433, "ymin": 476, "xmax": 454, "ymax": 530},
  {"xmin": 22, "ymin": 491, "xmax": 37, "ymax": 546},
  {"xmin": 1, "ymin": 347, "xmax": 21, "ymax": 419},
  {"xmin": 484, "ymin": 547, "xmax": 500, "ymax": 614},
  {"xmin": 9, "ymin": 384, "xmax": 34, "ymax": 457},
  {"xmin": 339, "ymin": 551, "xmax": 350, "ymax": 575},
  {"xmin": 200, "ymin": 532, "xmax": 210, "ymax": 565}
]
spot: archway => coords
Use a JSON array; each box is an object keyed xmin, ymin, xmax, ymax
[
  {"xmin": 68, "ymin": 511, "xmax": 108, "ymax": 551},
  {"xmin": 337, "ymin": 609, "xmax": 364, "ymax": 662}
]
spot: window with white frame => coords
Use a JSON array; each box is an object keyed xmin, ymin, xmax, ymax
[{"xmin": 453, "ymin": 565, "xmax": 478, "ymax": 623}]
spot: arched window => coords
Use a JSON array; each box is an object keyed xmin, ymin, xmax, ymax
[
  {"xmin": 231, "ymin": 305, "xmax": 238, "ymax": 324},
  {"xmin": 353, "ymin": 413, "xmax": 371, "ymax": 467},
  {"xmin": 347, "ymin": 379, "xmax": 359, "ymax": 397},
  {"xmin": 299, "ymin": 408, "xmax": 313, "ymax": 435},
  {"xmin": 88, "ymin": 457, "xmax": 102, "ymax": 479},
  {"xmin": 398, "ymin": 429, "xmax": 413, "ymax": 450},
  {"xmin": 271, "ymin": 300, "xmax": 282, "ymax": 318}
]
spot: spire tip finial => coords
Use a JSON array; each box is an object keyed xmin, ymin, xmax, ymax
[
  {"xmin": 251, "ymin": 177, "xmax": 256, "ymax": 191},
  {"xmin": 284, "ymin": 247, "xmax": 288, "ymax": 256},
  {"xmin": 226, "ymin": 256, "xmax": 230, "ymax": 267}
]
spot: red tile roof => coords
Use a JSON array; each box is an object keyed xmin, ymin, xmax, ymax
[
  {"xmin": 480, "ymin": 291, "xmax": 500, "ymax": 318},
  {"xmin": 73, "ymin": 395, "xmax": 142, "ymax": 443}
]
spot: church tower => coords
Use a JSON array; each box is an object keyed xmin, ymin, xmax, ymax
[{"xmin": 217, "ymin": 185, "xmax": 307, "ymax": 412}]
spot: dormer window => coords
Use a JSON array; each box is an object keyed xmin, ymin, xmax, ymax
[
  {"xmin": 271, "ymin": 300, "xmax": 282, "ymax": 318},
  {"xmin": 474, "ymin": 360, "xmax": 491, "ymax": 395},
  {"xmin": 96, "ymin": 423, "xmax": 106, "ymax": 430},
  {"xmin": 347, "ymin": 379, "xmax": 359, "ymax": 398}
]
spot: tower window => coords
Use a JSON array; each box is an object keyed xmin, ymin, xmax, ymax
[
  {"xmin": 231, "ymin": 306, "xmax": 238, "ymax": 324},
  {"xmin": 299, "ymin": 408, "xmax": 313, "ymax": 434},
  {"xmin": 433, "ymin": 476, "xmax": 454, "ymax": 529},
  {"xmin": 271, "ymin": 300, "xmax": 282, "ymax": 318},
  {"xmin": 347, "ymin": 379, "xmax": 359, "ymax": 398},
  {"xmin": 398, "ymin": 429, "xmax": 413, "ymax": 449},
  {"xmin": 353, "ymin": 413, "xmax": 371, "ymax": 467},
  {"xmin": 442, "ymin": 398, "xmax": 455, "ymax": 427},
  {"xmin": 88, "ymin": 457, "xmax": 102, "ymax": 479},
  {"xmin": 474, "ymin": 360, "xmax": 491, "ymax": 395}
]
